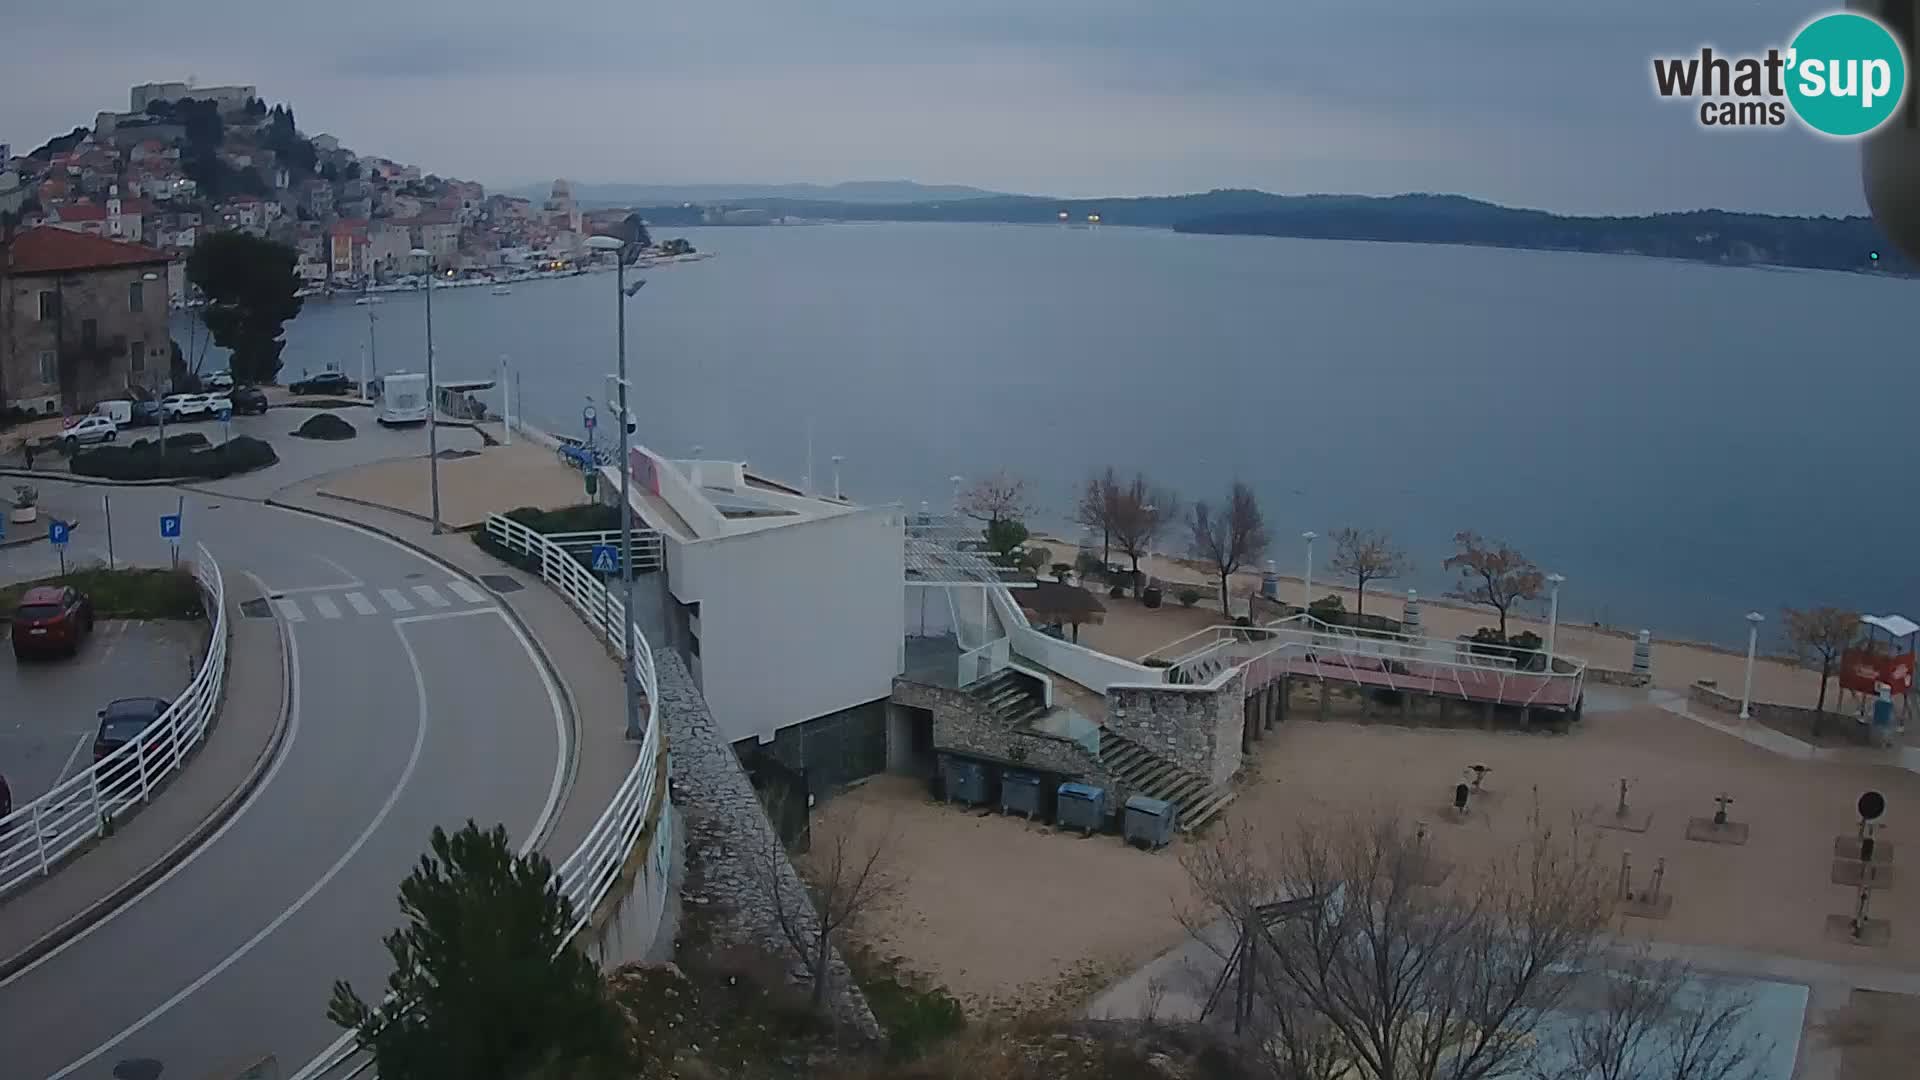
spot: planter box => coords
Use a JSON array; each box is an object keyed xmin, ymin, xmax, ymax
[{"xmin": 8, "ymin": 506, "xmax": 37, "ymax": 526}]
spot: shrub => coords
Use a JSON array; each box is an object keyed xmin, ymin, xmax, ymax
[
  {"xmin": 293, "ymin": 413, "xmax": 357, "ymax": 440},
  {"xmin": 0, "ymin": 567, "xmax": 203, "ymax": 620},
  {"xmin": 1074, "ymin": 551, "xmax": 1103, "ymax": 580},
  {"xmin": 70, "ymin": 436, "xmax": 278, "ymax": 481},
  {"xmin": 1109, "ymin": 583, "xmax": 1128, "ymax": 599},
  {"xmin": 165, "ymin": 432, "xmax": 210, "ymax": 450},
  {"xmin": 1308, "ymin": 593, "xmax": 1347, "ymax": 622},
  {"xmin": 1178, "ymin": 587, "xmax": 1201, "ymax": 607}
]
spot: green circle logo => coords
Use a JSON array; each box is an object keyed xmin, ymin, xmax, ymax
[{"xmin": 1786, "ymin": 12, "xmax": 1908, "ymax": 137}]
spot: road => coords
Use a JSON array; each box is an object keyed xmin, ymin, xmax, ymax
[{"xmin": 0, "ymin": 482, "xmax": 567, "ymax": 1080}]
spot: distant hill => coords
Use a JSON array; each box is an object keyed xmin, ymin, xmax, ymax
[
  {"xmin": 508, "ymin": 179, "xmax": 1014, "ymax": 207},
  {"xmin": 621, "ymin": 188, "xmax": 1906, "ymax": 276}
]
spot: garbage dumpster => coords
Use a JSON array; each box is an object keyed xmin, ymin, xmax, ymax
[
  {"xmin": 1123, "ymin": 794, "xmax": 1178, "ymax": 849},
  {"xmin": 941, "ymin": 754, "xmax": 992, "ymax": 807},
  {"xmin": 1001, "ymin": 769, "xmax": 1044, "ymax": 819},
  {"xmin": 1056, "ymin": 781, "xmax": 1106, "ymax": 836}
]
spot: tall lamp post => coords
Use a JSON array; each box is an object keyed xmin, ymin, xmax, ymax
[
  {"xmin": 1301, "ymin": 531, "xmax": 1318, "ymax": 615},
  {"xmin": 409, "ymin": 248, "xmax": 442, "ymax": 533},
  {"xmin": 1739, "ymin": 611, "xmax": 1765, "ymax": 720},
  {"xmin": 585, "ymin": 233, "xmax": 648, "ymax": 740},
  {"xmin": 1545, "ymin": 573, "xmax": 1566, "ymax": 670}
]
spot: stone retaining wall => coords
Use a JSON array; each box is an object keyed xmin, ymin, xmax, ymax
[
  {"xmin": 894, "ymin": 676, "xmax": 1123, "ymax": 798},
  {"xmin": 1107, "ymin": 668, "xmax": 1246, "ymax": 787},
  {"xmin": 658, "ymin": 648, "xmax": 881, "ymax": 1038},
  {"xmin": 1688, "ymin": 680, "xmax": 1823, "ymax": 729},
  {"xmin": 1587, "ymin": 667, "xmax": 1651, "ymax": 688}
]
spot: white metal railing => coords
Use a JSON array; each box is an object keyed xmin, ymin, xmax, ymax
[
  {"xmin": 957, "ymin": 636, "xmax": 1011, "ymax": 688},
  {"xmin": 534, "ymin": 528, "xmax": 664, "ymax": 572},
  {"xmin": 480, "ymin": 512, "xmax": 665, "ymax": 939},
  {"xmin": 1144, "ymin": 614, "xmax": 1588, "ymax": 709},
  {"xmin": 0, "ymin": 543, "xmax": 227, "ymax": 898}
]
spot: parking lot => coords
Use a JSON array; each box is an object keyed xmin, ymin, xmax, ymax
[{"xmin": 0, "ymin": 619, "xmax": 203, "ymax": 808}]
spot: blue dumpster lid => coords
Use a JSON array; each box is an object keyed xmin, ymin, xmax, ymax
[
  {"xmin": 1058, "ymin": 781, "xmax": 1104, "ymax": 800},
  {"xmin": 1003, "ymin": 769, "xmax": 1041, "ymax": 785},
  {"xmin": 1125, "ymin": 794, "xmax": 1173, "ymax": 814}
]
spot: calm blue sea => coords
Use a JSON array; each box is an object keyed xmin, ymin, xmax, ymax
[{"xmin": 181, "ymin": 222, "xmax": 1920, "ymax": 647}]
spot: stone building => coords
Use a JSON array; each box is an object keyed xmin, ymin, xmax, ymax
[{"xmin": 0, "ymin": 227, "xmax": 171, "ymax": 414}]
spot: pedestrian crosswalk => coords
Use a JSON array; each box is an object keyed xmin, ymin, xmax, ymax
[{"xmin": 270, "ymin": 580, "xmax": 494, "ymax": 623}]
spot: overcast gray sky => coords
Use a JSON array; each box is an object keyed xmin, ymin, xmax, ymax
[{"xmin": 0, "ymin": 0, "xmax": 1874, "ymax": 215}]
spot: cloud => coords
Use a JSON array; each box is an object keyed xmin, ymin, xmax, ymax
[{"xmin": 0, "ymin": 0, "xmax": 1871, "ymax": 214}]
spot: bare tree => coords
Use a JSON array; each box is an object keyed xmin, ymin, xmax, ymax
[
  {"xmin": 1111, "ymin": 472, "xmax": 1179, "ymax": 586},
  {"xmin": 1189, "ymin": 482, "xmax": 1269, "ymax": 618},
  {"xmin": 960, "ymin": 470, "xmax": 1034, "ymax": 527},
  {"xmin": 1781, "ymin": 606, "xmax": 1859, "ymax": 734},
  {"xmin": 1074, "ymin": 466, "xmax": 1120, "ymax": 566},
  {"xmin": 752, "ymin": 795, "xmax": 900, "ymax": 1013},
  {"xmin": 1545, "ymin": 944, "xmax": 1765, "ymax": 1080},
  {"xmin": 1444, "ymin": 531, "xmax": 1545, "ymax": 638},
  {"xmin": 1327, "ymin": 527, "xmax": 1411, "ymax": 617}
]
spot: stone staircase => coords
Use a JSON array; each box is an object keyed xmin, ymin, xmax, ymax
[
  {"xmin": 1097, "ymin": 730, "xmax": 1237, "ymax": 831},
  {"xmin": 968, "ymin": 669, "xmax": 1050, "ymax": 727}
]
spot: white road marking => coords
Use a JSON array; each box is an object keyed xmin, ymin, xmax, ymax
[
  {"xmin": 412, "ymin": 584, "xmax": 450, "ymax": 608},
  {"xmin": 314, "ymin": 555, "xmax": 362, "ymax": 588},
  {"xmin": 1, "ymin": 569, "xmax": 302, "ymax": 989},
  {"xmin": 48, "ymin": 616, "xmax": 433, "ymax": 1080},
  {"xmin": 445, "ymin": 579, "xmax": 487, "ymax": 605},
  {"xmin": 344, "ymin": 592, "xmax": 377, "ymax": 616},
  {"xmin": 272, "ymin": 598, "xmax": 305, "ymax": 623},
  {"xmin": 311, "ymin": 595, "xmax": 341, "ymax": 620},
  {"xmin": 54, "ymin": 733, "xmax": 92, "ymax": 786},
  {"xmin": 378, "ymin": 588, "xmax": 413, "ymax": 612}
]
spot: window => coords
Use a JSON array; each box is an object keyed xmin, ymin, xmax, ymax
[
  {"xmin": 38, "ymin": 291, "xmax": 58, "ymax": 321},
  {"xmin": 130, "ymin": 339, "xmax": 146, "ymax": 373},
  {"xmin": 81, "ymin": 319, "xmax": 98, "ymax": 349},
  {"xmin": 37, "ymin": 351, "xmax": 56, "ymax": 385},
  {"xmin": 128, "ymin": 281, "xmax": 144, "ymax": 312}
]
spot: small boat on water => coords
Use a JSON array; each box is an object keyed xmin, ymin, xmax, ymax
[
  {"xmin": 490, "ymin": 284, "xmax": 512, "ymax": 296},
  {"xmin": 353, "ymin": 295, "xmax": 385, "ymax": 306}
]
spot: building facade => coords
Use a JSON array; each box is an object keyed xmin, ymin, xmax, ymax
[{"xmin": 1, "ymin": 228, "xmax": 171, "ymax": 414}]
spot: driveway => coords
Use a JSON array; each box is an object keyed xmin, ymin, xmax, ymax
[
  {"xmin": 0, "ymin": 620, "xmax": 202, "ymax": 805},
  {"xmin": 0, "ymin": 480, "xmax": 567, "ymax": 1080}
]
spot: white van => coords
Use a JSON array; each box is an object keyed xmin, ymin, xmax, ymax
[
  {"xmin": 377, "ymin": 372, "xmax": 430, "ymax": 426},
  {"xmin": 92, "ymin": 400, "xmax": 133, "ymax": 426}
]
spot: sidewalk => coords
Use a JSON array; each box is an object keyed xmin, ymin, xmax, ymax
[
  {"xmin": 0, "ymin": 581, "xmax": 288, "ymax": 978},
  {"xmin": 266, "ymin": 474, "xmax": 641, "ymax": 889}
]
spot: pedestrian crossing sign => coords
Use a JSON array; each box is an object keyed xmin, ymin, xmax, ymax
[{"xmin": 591, "ymin": 544, "xmax": 618, "ymax": 573}]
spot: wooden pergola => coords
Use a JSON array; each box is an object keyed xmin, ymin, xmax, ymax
[{"xmin": 1019, "ymin": 581, "xmax": 1107, "ymax": 643}]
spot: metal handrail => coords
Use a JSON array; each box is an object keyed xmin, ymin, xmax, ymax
[{"xmin": 0, "ymin": 543, "xmax": 227, "ymax": 898}]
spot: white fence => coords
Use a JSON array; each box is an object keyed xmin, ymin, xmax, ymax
[
  {"xmin": 0, "ymin": 543, "xmax": 227, "ymax": 899},
  {"xmin": 956, "ymin": 637, "xmax": 1011, "ymax": 688},
  {"xmin": 990, "ymin": 586, "xmax": 1164, "ymax": 694},
  {"xmin": 480, "ymin": 513, "xmax": 667, "ymax": 939},
  {"xmin": 537, "ymin": 528, "xmax": 664, "ymax": 573}
]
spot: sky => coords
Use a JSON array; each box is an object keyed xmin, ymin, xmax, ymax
[{"xmin": 0, "ymin": 0, "xmax": 1879, "ymax": 216}]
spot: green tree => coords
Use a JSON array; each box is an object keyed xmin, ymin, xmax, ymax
[
  {"xmin": 985, "ymin": 517, "xmax": 1030, "ymax": 562},
  {"xmin": 327, "ymin": 821, "xmax": 630, "ymax": 1080},
  {"xmin": 187, "ymin": 232, "xmax": 304, "ymax": 385}
]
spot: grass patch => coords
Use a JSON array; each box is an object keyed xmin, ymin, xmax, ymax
[
  {"xmin": 0, "ymin": 567, "xmax": 203, "ymax": 621},
  {"xmin": 469, "ymin": 503, "xmax": 656, "ymax": 576},
  {"xmin": 846, "ymin": 945, "xmax": 966, "ymax": 1061}
]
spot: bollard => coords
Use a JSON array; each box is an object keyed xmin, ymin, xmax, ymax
[
  {"xmin": 1632, "ymin": 630, "xmax": 1652, "ymax": 677},
  {"xmin": 1403, "ymin": 589, "xmax": 1422, "ymax": 636}
]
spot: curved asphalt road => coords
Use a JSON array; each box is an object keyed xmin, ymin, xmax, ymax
[{"xmin": 0, "ymin": 484, "xmax": 567, "ymax": 1079}]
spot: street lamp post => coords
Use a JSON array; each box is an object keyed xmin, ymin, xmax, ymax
[
  {"xmin": 1545, "ymin": 573, "xmax": 1566, "ymax": 670},
  {"xmin": 1740, "ymin": 611, "xmax": 1765, "ymax": 720},
  {"xmin": 1301, "ymin": 531, "xmax": 1318, "ymax": 615},
  {"xmin": 586, "ymin": 233, "xmax": 647, "ymax": 740},
  {"xmin": 950, "ymin": 475, "xmax": 963, "ymax": 514},
  {"xmin": 831, "ymin": 455, "xmax": 844, "ymax": 501},
  {"xmin": 409, "ymin": 248, "xmax": 442, "ymax": 533}
]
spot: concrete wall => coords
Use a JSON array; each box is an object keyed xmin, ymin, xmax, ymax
[
  {"xmin": 992, "ymin": 586, "xmax": 1162, "ymax": 693},
  {"xmin": 893, "ymin": 676, "xmax": 1122, "ymax": 799},
  {"xmin": 1688, "ymin": 680, "xmax": 1831, "ymax": 729},
  {"xmin": 1106, "ymin": 668, "xmax": 1246, "ymax": 787},
  {"xmin": 1587, "ymin": 667, "xmax": 1652, "ymax": 688},
  {"xmin": 669, "ymin": 505, "xmax": 905, "ymax": 745}
]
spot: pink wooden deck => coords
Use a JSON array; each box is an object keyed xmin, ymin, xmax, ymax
[{"xmin": 1246, "ymin": 652, "xmax": 1582, "ymax": 711}]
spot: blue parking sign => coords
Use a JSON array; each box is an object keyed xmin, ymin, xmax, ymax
[
  {"xmin": 48, "ymin": 520, "xmax": 70, "ymax": 546},
  {"xmin": 160, "ymin": 514, "xmax": 182, "ymax": 539},
  {"xmin": 590, "ymin": 544, "xmax": 618, "ymax": 573}
]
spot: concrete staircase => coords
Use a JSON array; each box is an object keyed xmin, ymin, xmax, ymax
[
  {"xmin": 1097, "ymin": 730, "xmax": 1237, "ymax": 831},
  {"xmin": 968, "ymin": 669, "xmax": 1049, "ymax": 727}
]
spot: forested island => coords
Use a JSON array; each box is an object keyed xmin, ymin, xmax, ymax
[{"xmin": 624, "ymin": 190, "xmax": 1912, "ymax": 276}]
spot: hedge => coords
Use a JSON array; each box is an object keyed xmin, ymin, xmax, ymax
[
  {"xmin": 293, "ymin": 413, "xmax": 357, "ymax": 440},
  {"xmin": 469, "ymin": 503, "xmax": 655, "ymax": 575},
  {"xmin": 0, "ymin": 568, "xmax": 203, "ymax": 621},
  {"xmin": 72, "ymin": 436, "xmax": 279, "ymax": 481}
]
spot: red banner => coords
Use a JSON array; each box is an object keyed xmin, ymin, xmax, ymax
[{"xmin": 1840, "ymin": 648, "xmax": 1916, "ymax": 695}]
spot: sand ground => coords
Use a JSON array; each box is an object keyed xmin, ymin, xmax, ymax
[{"xmin": 811, "ymin": 705, "xmax": 1920, "ymax": 1016}]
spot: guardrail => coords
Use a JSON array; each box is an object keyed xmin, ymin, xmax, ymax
[
  {"xmin": 0, "ymin": 542, "xmax": 227, "ymax": 898},
  {"xmin": 536, "ymin": 528, "xmax": 664, "ymax": 572},
  {"xmin": 956, "ymin": 636, "xmax": 1011, "ymax": 688}
]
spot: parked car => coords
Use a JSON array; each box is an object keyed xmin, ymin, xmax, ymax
[
  {"xmin": 290, "ymin": 372, "xmax": 352, "ymax": 396},
  {"xmin": 200, "ymin": 393, "xmax": 234, "ymax": 419},
  {"xmin": 160, "ymin": 393, "xmax": 208, "ymax": 420},
  {"xmin": 92, "ymin": 697, "xmax": 172, "ymax": 764},
  {"xmin": 204, "ymin": 371, "xmax": 235, "ymax": 391},
  {"xmin": 230, "ymin": 386, "xmax": 269, "ymax": 415},
  {"xmin": 60, "ymin": 415, "xmax": 119, "ymax": 448},
  {"xmin": 10, "ymin": 585, "xmax": 95, "ymax": 659}
]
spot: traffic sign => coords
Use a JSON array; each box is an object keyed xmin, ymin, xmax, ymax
[
  {"xmin": 160, "ymin": 514, "xmax": 182, "ymax": 539},
  {"xmin": 583, "ymin": 405, "xmax": 597, "ymax": 431},
  {"xmin": 590, "ymin": 544, "xmax": 619, "ymax": 573},
  {"xmin": 48, "ymin": 520, "xmax": 70, "ymax": 546}
]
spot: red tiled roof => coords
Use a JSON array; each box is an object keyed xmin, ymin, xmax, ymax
[
  {"xmin": 4, "ymin": 226, "xmax": 170, "ymax": 274},
  {"xmin": 52, "ymin": 203, "xmax": 107, "ymax": 221}
]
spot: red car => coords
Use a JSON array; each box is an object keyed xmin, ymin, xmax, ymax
[{"xmin": 10, "ymin": 585, "xmax": 95, "ymax": 660}]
